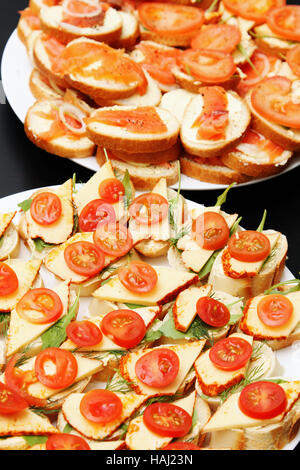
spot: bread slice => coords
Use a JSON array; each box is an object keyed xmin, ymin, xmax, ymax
[
  {"xmin": 112, "ymin": 11, "xmax": 139, "ymax": 49},
  {"xmin": 159, "ymin": 88, "xmax": 197, "ymax": 124},
  {"xmin": 29, "ymin": 69, "xmax": 65, "ymax": 101},
  {"xmin": 172, "ymin": 66, "xmax": 240, "ymax": 94},
  {"xmin": 139, "ymin": 22, "xmax": 199, "ymax": 48},
  {"xmin": 17, "ymin": 9, "xmax": 40, "ymax": 47},
  {"xmin": 180, "ymin": 91, "xmax": 251, "ymax": 158},
  {"xmin": 253, "ymin": 23, "xmax": 296, "ymax": 58},
  {"xmin": 108, "ymin": 141, "xmax": 180, "ymax": 165},
  {"xmin": 39, "ymin": 5, "xmax": 122, "ymax": 45},
  {"xmin": 25, "ymin": 99, "xmax": 96, "ymax": 159},
  {"xmin": 29, "ymin": 0, "xmax": 58, "ymax": 15},
  {"xmin": 33, "ymin": 32, "xmax": 68, "ymax": 89}
]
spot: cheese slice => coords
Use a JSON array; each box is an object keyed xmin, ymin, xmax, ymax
[
  {"xmin": 25, "ymin": 179, "xmax": 74, "ymax": 245},
  {"xmin": 6, "ymin": 281, "xmax": 70, "ymax": 357},
  {"xmin": 173, "ymin": 284, "xmax": 212, "ymax": 332},
  {"xmin": 126, "ymin": 391, "xmax": 196, "ymax": 450},
  {"xmin": 62, "ymin": 392, "xmax": 148, "ymax": 440},
  {"xmin": 129, "ymin": 178, "xmax": 170, "ymax": 244},
  {"xmin": 0, "ymin": 408, "xmax": 58, "ymax": 436},
  {"xmin": 73, "ymin": 161, "xmax": 126, "ymax": 222},
  {"xmin": 61, "ymin": 305, "xmax": 160, "ymax": 352},
  {"xmin": 0, "ymin": 259, "xmax": 42, "ymax": 312},
  {"xmin": 0, "ymin": 212, "xmax": 16, "ymax": 237},
  {"xmin": 120, "ymin": 341, "xmax": 205, "ymax": 395},
  {"xmin": 240, "ymin": 291, "xmax": 300, "ymax": 340},
  {"xmin": 93, "ymin": 267, "xmax": 198, "ymax": 306},
  {"xmin": 203, "ymin": 381, "xmax": 300, "ymax": 432},
  {"xmin": 194, "ymin": 333, "xmax": 253, "ymax": 397}
]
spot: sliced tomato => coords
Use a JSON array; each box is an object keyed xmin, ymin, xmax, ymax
[
  {"xmin": 257, "ymin": 294, "xmax": 294, "ymax": 327},
  {"xmin": 228, "ymin": 230, "xmax": 271, "ymax": 263},
  {"xmin": 236, "ymin": 129, "xmax": 284, "ymax": 163},
  {"xmin": 193, "ymin": 211, "xmax": 230, "ymax": 250},
  {"xmin": 191, "ymin": 24, "xmax": 241, "ymax": 54},
  {"xmin": 236, "ymin": 50, "xmax": 274, "ymax": 97},
  {"xmin": 223, "ymin": 0, "xmax": 285, "ymax": 24},
  {"xmin": 129, "ymin": 193, "xmax": 168, "ymax": 225},
  {"xmin": 197, "ymin": 296, "xmax": 230, "ymax": 328},
  {"xmin": 93, "ymin": 223, "xmax": 133, "ymax": 257},
  {"xmin": 98, "ymin": 178, "xmax": 125, "ymax": 204},
  {"xmin": 287, "ymin": 45, "xmax": 300, "ymax": 77},
  {"xmin": 46, "ymin": 434, "xmax": 90, "ymax": 450},
  {"xmin": 80, "ymin": 389, "xmax": 122, "ymax": 424},
  {"xmin": 30, "ymin": 191, "xmax": 62, "ymax": 226},
  {"xmin": 0, "ymin": 382, "xmax": 28, "ymax": 415},
  {"xmin": 0, "ymin": 262, "xmax": 18, "ymax": 296},
  {"xmin": 179, "ymin": 49, "xmax": 236, "ymax": 84},
  {"xmin": 239, "ymin": 381, "xmax": 287, "ymax": 419},
  {"xmin": 135, "ymin": 348, "xmax": 179, "ymax": 388},
  {"xmin": 136, "ymin": 42, "xmax": 181, "ymax": 86},
  {"xmin": 267, "ymin": 5, "xmax": 300, "ymax": 41},
  {"xmin": 62, "ymin": 0, "xmax": 108, "ymax": 29},
  {"xmin": 163, "ymin": 442, "xmax": 201, "ymax": 450},
  {"xmin": 209, "ymin": 337, "xmax": 253, "ymax": 371},
  {"xmin": 64, "ymin": 241, "xmax": 105, "ymax": 276},
  {"xmin": 16, "ymin": 288, "xmax": 63, "ymax": 325},
  {"xmin": 138, "ymin": 3, "xmax": 204, "ymax": 35},
  {"xmin": 144, "ymin": 402, "xmax": 192, "ymax": 437},
  {"xmin": 101, "ymin": 309, "xmax": 146, "ymax": 349},
  {"xmin": 67, "ymin": 320, "xmax": 103, "ymax": 347},
  {"xmin": 78, "ymin": 199, "xmax": 116, "ymax": 232},
  {"xmin": 118, "ymin": 261, "xmax": 158, "ymax": 294},
  {"xmin": 35, "ymin": 348, "xmax": 78, "ymax": 390}
]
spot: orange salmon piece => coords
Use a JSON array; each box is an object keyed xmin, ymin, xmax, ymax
[{"xmin": 193, "ymin": 86, "xmax": 229, "ymax": 140}]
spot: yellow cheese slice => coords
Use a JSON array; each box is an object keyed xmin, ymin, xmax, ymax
[
  {"xmin": 126, "ymin": 391, "xmax": 196, "ymax": 450},
  {"xmin": 6, "ymin": 281, "xmax": 70, "ymax": 357},
  {"xmin": 194, "ymin": 333, "xmax": 253, "ymax": 397},
  {"xmin": 0, "ymin": 259, "xmax": 41, "ymax": 312},
  {"xmin": 120, "ymin": 341, "xmax": 205, "ymax": 395},
  {"xmin": 173, "ymin": 284, "xmax": 212, "ymax": 332},
  {"xmin": 241, "ymin": 291, "xmax": 300, "ymax": 340},
  {"xmin": 73, "ymin": 161, "xmax": 126, "ymax": 221},
  {"xmin": 25, "ymin": 179, "xmax": 74, "ymax": 245},
  {"xmin": 62, "ymin": 392, "xmax": 148, "ymax": 440},
  {"xmin": 93, "ymin": 266, "xmax": 198, "ymax": 306},
  {"xmin": 0, "ymin": 212, "xmax": 16, "ymax": 238},
  {"xmin": 203, "ymin": 381, "xmax": 300, "ymax": 432},
  {"xmin": 0, "ymin": 408, "xmax": 58, "ymax": 436}
]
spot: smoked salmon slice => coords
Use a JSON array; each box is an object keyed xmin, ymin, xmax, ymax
[
  {"xmin": 136, "ymin": 43, "xmax": 181, "ymax": 86},
  {"xmin": 62, "ymin": 0, "xmax": 109, "ymax": 28},
  {"xmin": 193, "ymin": 87, "xmax": 229, "ymax": 141}
]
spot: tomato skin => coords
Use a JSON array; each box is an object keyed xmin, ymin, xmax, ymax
[
  {"xmin": 143, "ymin": 402, "xmax": 192, "ymax": 437},
  {"xmin": 163, "ymin": 442, "xmax": 201, "ymax": 450},
  {"xmin": 0, "ymin": 262, "xmax": 19, "ymax": 296},
  {"xmin": 93, "ymin": 223, "xmax": 133, "ymax": 257},
  {"xmin": 118, "ymin": 261, "xmax": 158, "ymax": 294},
  {"xmin": 137, "ymin": 42, "xmax": 181, "ymax": 86},
  {"xmin": 101, "ymin": 309, "xmax": 146, "ymax": 349},
  {"xmin": 80, "ymin": 390, "xmax": 123, "ymax": 424},
  {"xmin": 193, "ymin": 211, "xmax": 229, "ymax": 251},
  {"xmin": 257, "ymin": 294, "xmax": 294, "ymax": 327},
  {"xmin": 223, "ymin": 0, "xmax": 286, "ymax": 24},
  {"xmin": 98, "ymin": 178, "xmax": 125, "ymax": 204},
  {"xmin": 236, "ymin": 50, "xmax": 273, "ymax": 97},
  {"xmin": 35, "ymin": 348, "xmax": 78, "ymax": 390},
  {"xmin": 135, "ymin": 348, "xmax": 180, "ymax": 388},
  {"xmin": 0, "ymin": 382, "xmax": 28, "ymax": 415},
  {"xmin": 228, "ymin": 230, "xmax": 271, "ymax": 263},
  {"xmin": 16, "ymin": 288, "xmax": 63, "ymax": 325},
  {"xmin": 30, "ymin": 192, "xmax": 62, "ymax": 226},
  {"xmin": 64, "ymin": 241, "xmax": 105, "ymax": 276},
  {"xmin": 66, "ymin": 321, "xmax": 103, "ymax": 347},
  {"xmin": 209, "ymin": 337, "xmax": 253, "ymax": 371},
  {"xmin": 191, "ymin": 24, "xmax": 241, "ymax": 54},
  {"xmin": 179, "ymin": 49, "xmax": 236, "ymax": 84},
  {"xmin": 129, "ymin": 193, "xmax": 169, "ymax": 226},
  {"xmin": 197, "ymin": 296, "xmax": 230, "ymax": 328},
  {"xmin": 239, "ymin": 381, "xmax": 287, "ymax": 420},
  {"xmin": 287, "ymin": 45, "xmax": 300, "ymax": 77},
  {"xmin": 78, "ymin": 199, "xmax": 116, "ymax": 232},
  {"xmin": 267, "ymin": 6, "xmax": 300, "ymax": 42},
  {"xmin": 46, "ymin": 433, "xmax": 91, "ymax": 450}
]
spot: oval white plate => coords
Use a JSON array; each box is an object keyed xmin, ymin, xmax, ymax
[
  {"xmin": 0, "ymin": 184, "xmax": 299, "ymax": 449},
  {"xmin": 1, "ymin": 28, "xmax": 300, "ymax": 191}
]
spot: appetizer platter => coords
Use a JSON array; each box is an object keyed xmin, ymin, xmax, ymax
[
  {"xmin": 0, "ymin": 160, "xmax": 298, "ymax": 450},
  {"xmin": 2, "ymin": 0, "xmax": 300, "ymax": 190}
]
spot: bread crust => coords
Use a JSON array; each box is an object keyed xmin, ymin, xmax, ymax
[
  {"xmin": 111, "ymin": 142, "xmax": 181, "ymax": 164},
  {"xmin": 139, "ymin": 26, "xmax": 198, "ymax": 48},
  {"xmin": 172, "ymin": 66, "xmax": 240, "ymax": 94},
  {"xmin": 33, "ymin": 39, "xmax": 69, "ymax": 89},
  {"xmin": 180, "ymin": 155, "xmax": 250, "ymax": 184},
  {"xmin": 221, "ymin": 150, "xmax": 291, "ymax": 178}
]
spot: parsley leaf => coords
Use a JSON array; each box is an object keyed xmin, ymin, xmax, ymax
[
  {"xmin": 215, "ymin": 183, "xmax": 235, "ymax": 207},
  {"xmin": 63, "ymin": 423, "xmax": 74, "ymax": 434},
  {"xmin": 18, "ymin": 199, "xmax": 33, "ymax": 212},
  {"xmin": 105, "ymin": 370, "xmax": 134, "ymax": 394},
  {"xmin": 0, "ymin": 313, "xmax": 10, "ymax": 336},
  {"xmin": 257, "ymin": 209, "xmax": 267, "ymax": 232},
  {"xmin": 33, "ymin": 238, "xmax": 55, "ymax": 253},
  {"xmin": 124, "ymin": 303, "xmax": 146, "ymax": 309},
  {"xmin": 159, "ymin": 309, "xmax": 213, "ymax": 344},
  {"xmin": 22, "ymin": 436, "xmax": 48, "ymax": 446},
  {"xmin": 122, "ymin": 170, "xmax": 133, "ymax": 210}
]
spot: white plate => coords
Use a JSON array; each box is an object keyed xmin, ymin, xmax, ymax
[
  {"xmin": 2, "ymin": 29, "xmax": 300, "ymax": 191},
  {"xmin": 0, "ymin": 184, "xmax": 299, "ymax": 449}
]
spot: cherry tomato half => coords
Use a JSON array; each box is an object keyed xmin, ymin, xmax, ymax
[
  {"xmin": 0, "ymin": 382, "xmax": 28, "ymax": 415},
  {"xmin": 16, "ymin": 288, "xmax": 63, "ymax": 324},
  {"xmin": 93, "ymin": 223, "xmax": 133, "ymax": 257},
  {"xmin": 257, "ymin": 294, "xmax": 294, "ymax": 327},
  {"xmin": 135, "ymin": 348, "xmax": 180, "ymax": 388},
  {"xmin": 0, "ymin": 262, "xmax": 19, "ymax": 296},
  {"xmin": 78, "ymin": 199, "xmax": 116, "ymax": 232},
  {"xmin": 30, "ymin": 191, "xmax": 62, "ymax": 226},
  {"xmin": 239, "ymin": 381, "xmax": 287, "ymax": 419},
  {"xmin": 35, "ymin": 348, "xmax": 78, "ymax": 390},
  {"xmin": 67, "ymin": 320, "xmax": 103, "ymax": 347},
  {"xmin": 98, "ymin": 178, "xmax": 125, "ymax": 204},
  {"xmin": 80, "ymin": 389, "xmax": 123, "ymax": 424},
  {"xmin": 101, "ymin": 309, "xmax": 146, "ymax": 349},
  {"xmin": 129, "ymin": 193, "xmax": 169, "ymax": 226},
  {"xmin": 64, "ymin": 241, "xmax": 105, "ymax": 276},
  {"xmin": 46, "ymin": 433, "xmax": 90, "ymax": 450},
  {"xmin": 197, "ymin": 296, "xmax": 230, "ymax": 328},
  {"xmin": 118, "ymin": 261, "xmax": 158, "ymax": 294},
  {"xmin": 209, "ymin": 337, "xmax": 253, "ymax": 371},
  {"xmin": 228, "ymin": 230, "xmax": 271, "ymax": 263},
  {"xmin": 193, "ymin": 211, "xmax": 230, "ymax": 251},
  {"xmin": 143, "ymin": 402, "xmax": 192, "ymax": 437}
]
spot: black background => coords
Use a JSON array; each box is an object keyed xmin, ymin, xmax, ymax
[{"xmin": 0, "ymin": 0, "xmax": 299, "ymax": 455}]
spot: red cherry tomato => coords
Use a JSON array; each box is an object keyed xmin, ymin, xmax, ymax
[
  {"xmin": 209, "ymin": 337, "xmax": 253, "ymax": 371},
  {"xmin": 93, "ymin": 223, "xmax": 133, "ymax": 257},
  {"xmin": 98, "ymin": 178, "xmax": 125, "ymax": 204},
  {"xmin": 30, "ymin": 192, "xmax": 62, "ymax": 226},
  {"xmin": 193, "ymin": 211, "xmax": 230, "ymax": 251},
  {"xmin": 163, "ymin": 442, "xmax": 201, "ymax": 450},
  {"xmin": 64, "ymin": 241, "xmax": 105, "ymax": 276},
  {"xmin": 135, "ymin": 348, "xmax": 180, "ymax": 388},
  {"xmin": 143, "ymin": 402, "xmax": 192, "ymax": 437},
  {"xmin": 239, "ymin": 381, "xmax": 287, "ymax": 419},
  {"xmin": 0, "ymin": 382, "xmax": 28, "ymax": 415},
  {"xmin": 223, "ymin": 0, "xmax": 285, "ymax": 24},
  {"xmin": 287, "ymin": 45, "xmax": 300, "ymax": 77},
  {"xmin": 80, "ymin": 389, "xmax": 123, "ymax": 424},
  {"xmin": 118, "ymin": 261, "xmax": 158, "ymax": 294},
  {"xmin": 0, "ymin": 262, "xmax": 19, "ymax": 296},
  {"xmin": 228, "ymin": 230, "xmax": 271, "ymax": 262},
  {"xmin": 179, "ymin": 49, "xmax": 236, "ymax": 84},
  {"xmin": 16, "ymin": 288, "xmax": 63, "ymax": 324},
  {"xmin": 191, "ymin": 24, "xmax": 241, "ymax": 54},
  {"xmin": 101, "ymin": 309, "xmax": 146, "ymax": 349},
  {"xmin": 66, "ymin": 321, "xmax": 103, "ymax": 347},
  {"xmin": 267, "ymin": 5, "xmax": 300, "ymax": 42},
  {"xmin": 197, "ymin": 296, "xmax": 230, "ymax": 327},
  {"xmin": 129, "ymin": 193, "xmax": 169, "ymax": 225},
  {"xmin": 257, "ymin": 294, "xmax": 294, "ymax": 327},
  {"xmin": 78, "ymin": 199, "xmax": 116, "ymax": 232},
  {"xmin": 35, "ymin": 348, "xmax": 78, "ymax": 390},
  {"xmin": 46, "ymin": 434, "xmax": 90, "ymax": 450}
]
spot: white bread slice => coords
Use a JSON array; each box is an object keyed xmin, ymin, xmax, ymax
[
  {"xmin": 180, "ymin": 91, "xmax": 251, "ymax": 158},
  {"xmin": 29, "ymin": 69, "xmax": 65, "ymax": 101},
  {"xmin": 112, "ymin": 11, "xmax": 139, "ymax": 49},
  {"xmin": 17, "ymin": 9, "xmax": 40, "ymax": 47},
  {"xmin": 87, "ymin": 105, "xmax": 180, "ymax": 154},
  {"xmin": 0, "ymin": 212, "xmax": 18, "ymax": 257},
  {"xmin": 39, "ymin": 5, "xmax": 122, "ymax": 45},
  {"xmin": 0, "ymin": 409, "xmax": 58, "ymax": 437},
  {"xmin": 33, "ymin": 32, "xmax": 68, "ymax": 89},
  {"xmin": 29, "ymin": 0, "xmax": 60, "ymax": 15},
  {"xmin": 108, "ymin": 141, "xmax": 180, "ymax": 165},
  {"xmin": 172, "ymin": 65, "xmax": 240, "ymax": 94},
  {"xmin": 26, "ymin": 30, "xmax": 42, "ymax": 66},
  {"xmin": 0, "ymin": 223, "xmax": 20, "ymax": 261},
  {"xmin": 253, "ymin": 23, "xmax": 296, "ymax": 58},
  {"xmin": 159, "ymin": 89, "xmax": 197, "ymax": 124},
  {"xmin": 25, "ymin": 100, "xmax": 96, "ymax": 159}
]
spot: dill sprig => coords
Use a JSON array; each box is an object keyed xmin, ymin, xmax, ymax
[
  {"xmin": 264, "ymin": 279, "xmax": 300, "ymax": 296},
  {"xmin": 219, "ymin": 363, "xmax": 265, "ymax": 402},
  {"xmin": 105, "ymin": 370, "xmax": 135, "ymax": 394},
  {"xmin": 0, "ymin": 313, "xmax": 10, "ymax": 337},
  {"xmin": 30, "ymin": 406, "xmax": 60, "ymax": 417}
]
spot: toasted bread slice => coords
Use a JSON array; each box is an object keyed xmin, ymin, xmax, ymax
[
  {"xmin": 181, "ymin": 91, "xmax": 251, "ymax": 158},
  {"xmin": 40, "ymin": 5, "xmax": 122, "ymax": 45},
  {"xmin": 17, "ymin": 9, "xmax": 41, "ymax": 47},
  {"xmin": 29, "ymin": 0, "xmax": 58, "ymax": 15},
  {"xmin": 159, "ymin": 88, "xmax": 196, "ymax": 124},
  {"xmin": 29, "ymin": 69, "xmax": 65, "ymax": 101},
  {"xmin": 112, "ymin": 11, "xmax": 139, "ymax": 48},
  {"xmin": 108, "ymin": 141, "xmax": 181, "ymax": 165},
  {"xmin": 33, "ymin": 32, "xmax": 68, "ymax": 89},
  {"xmin": 253, "ymin": 23, "xmax": 296, "ymax": 58},
  {"xmin": 172, "ymin": 66, "xmax": 240, "ymax": 94}
]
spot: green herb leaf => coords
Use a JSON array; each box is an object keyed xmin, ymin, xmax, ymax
[
  {"xmin": 264, "ymin": 279, "xmax": 300, "ymax": 296},
  {"xmin": 103, "ymin": 147, "xmax": 110, "ymax": 163},
  {"xmin": 237, "ymin": 43, "xmax": 259, "ymax": 74},
  {"xmin": 192, "ymin": 407, "xmax": 198, "ymax": 428},
  {"xmin": 230, "ymin": 216, "xmax": 242, "ymax": 236},
  {"xmin": 169, "ymin": 162, "xmax": 181, "ymax": 231},
  {"xmin": 105, "ymin": 370, "xmax": 134, "ymax": 394},
  {"xmin": 159, "ymin": 309, "xmax": 213, "ymax": 345},
  {"xmin": 18, "ymin": 199, "xmax": 33, "ymax": 212},
  {"xmin": 0, "ymin": 313, "xmax": 10, "ymax": 336},
  {"xmin": 215, "ymin": 183, "xmax": 236, "ymax": 207},
  {"xmin": 124, "ymin": 303, "xmax": 146, "ymax": 310},
  {"xmin": 33, "ymin": 238, "xmax": 55, "ymax": 253},
  {"xmin": 197, "ymin": 250, "xmax": 220, "ymax": 280},
  {"xmin": 22, "ymin": 435, "xmax": 48, "ymax": 446},
  {"xmin": 142, "ymin": 320, "xmax": 163, "ymax": 344},
  {"xmin": 72, "ymin": 173, "xmax": 77, "ymax": 193},
  {"xmin": 206, "ymin": 0, "xmax": 219, "ymax": 13},
  {"xmin": 63, "ymin": 423, "xmax": 74, "ymax": 434},
  {"xmin": 122, "ymin": 170, "xmax": 133, "ymax": 210},
  {"xmin": 257, "ymin": 209, "xmax": 267, "ymax": 232}
]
